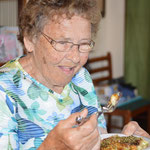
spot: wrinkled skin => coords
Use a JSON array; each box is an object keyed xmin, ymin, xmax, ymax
[
  {"xmin": 38, "ymin": 109, "xmax": 101, "ymax": 150},
  {"xmin": 122, "ymin": 121, "xmax": 150, "ymax": 138}
]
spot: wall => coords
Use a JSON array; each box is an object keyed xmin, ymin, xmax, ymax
[
  {"xmin": 0, "ymin": 0, "xmax": 18, "ymax": 26},
  {"xmin": 91, "ymin": 0, "xmax": 125, "ymax": 79}
]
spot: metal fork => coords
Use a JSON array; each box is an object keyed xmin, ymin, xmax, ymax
[{"xmin": 76, "ymin": 92, "xmax": 122, "ymax": 126}]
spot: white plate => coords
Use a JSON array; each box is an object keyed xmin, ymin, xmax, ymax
[{"xmin": 101, "ymin": 133, "xmax": 150, "ymax": 150}]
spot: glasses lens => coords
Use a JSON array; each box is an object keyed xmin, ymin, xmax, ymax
[
  {"xmin": 79, "ymin": 45, "xmax": 91, "ymax": 52},
  {"xmin": 54, "ymin": 42, "xmax": 72, "ymax": 51},
  {"xmin": 79, "ymin": 41, "xmax": 95, "ymax": 52}
]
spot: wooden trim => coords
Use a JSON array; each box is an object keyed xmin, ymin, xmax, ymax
[
  {"xmin": 0, "ymin": 63, "xmax": 5, "ymax": 67},
  {"xmin": 18, "ymin": 0, "xmax": 23, "ymax": 17},
  {"xmin": 99, "ymin": 0, "xmax": 105, "ymax": 17},
  {"xmin": 93, "ymin": 77, "xmax": 111, "ymax": 85},
  {"xmin": 108, "ymin": 52, "xmax": 112, "ymax": 79},
  {"xmin": 106, "ymin": 104, "xmax": 150, "ymax": 132},
  {"xmin": 88, "ymin": 54, "xmax": 110, "ymax": 63},
  {"xmin": 18, "ymin": 0, "xmax": 27, "ymax": 17},
  {"xmin": 131, "ymin": 105, "xmax": 150, "ymax": 117},
  {"xmin": 90, "ymin": 66, "xmax": 110, "ymax": 74}
]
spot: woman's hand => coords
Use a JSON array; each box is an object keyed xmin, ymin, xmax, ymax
[
  {"xmin": 121, "ymin": 121, "xmax": 150, "ymax": 138},
  {"xmin": 38, "ymin": 109, "xmax": 101, "ymax": 150}
]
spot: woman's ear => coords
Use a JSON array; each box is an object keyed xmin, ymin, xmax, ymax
[{"xmin": 23, "ymin": 37, "xmax": 35, "ymax": 53}]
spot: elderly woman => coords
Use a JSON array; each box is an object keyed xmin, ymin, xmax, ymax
[{"xmin": 0, "ymin": 0, "xmax": 149, "ymax": 150}]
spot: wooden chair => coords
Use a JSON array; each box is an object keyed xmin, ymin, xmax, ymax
[
  {"xmin": 86, "ymin": 52, "xmax": 150, "ymax": 133},
  {"xmin": 108, "ymin": 97, "xmax": 150, "ymax": 133},
  {"xmin": 85, "ymin": 52, "xmax": 112, "ymax": 86}
]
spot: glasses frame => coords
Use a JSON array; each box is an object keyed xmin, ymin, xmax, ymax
[{"xmin": 40, "ymin": 31, "xmax": 95, "ymax": 53}]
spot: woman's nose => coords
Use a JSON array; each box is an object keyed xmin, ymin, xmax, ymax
[{"xmin": 66, "ymin": 45, "xmax": 80, "ymax": 63}]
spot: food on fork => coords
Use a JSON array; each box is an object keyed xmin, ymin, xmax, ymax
[
  {"xmin": 107, "ymin": 92, "xmax": 121, "ymax": 107},
  {"xmin": 100, "ymin": 135, "xmax": 149, "ymax": 150}
]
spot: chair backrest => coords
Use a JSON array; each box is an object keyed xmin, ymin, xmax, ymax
[{"xmin": 85, "ymin": 52, "xmax": 112, "ymax": 86}]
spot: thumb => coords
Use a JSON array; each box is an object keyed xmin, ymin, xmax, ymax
[
  {"xmin": 121, "ymin": 122, "xmax": 136, "ymax": 135},
  {"xmin": 64, "ymin": 108, "xmax": 88, "ymax": 127}
]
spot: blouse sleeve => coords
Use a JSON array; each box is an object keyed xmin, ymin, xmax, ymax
[
  {"xmin": 86, "ymin": 68, "xmax": 107, "ymax": 129},
  {"xmin": 0, "ymin": 90, "xmax": 19, "ymax": 149},
  {"xmin": 72, "ymin": 67, "xmax": 107, "ymax": 129}
]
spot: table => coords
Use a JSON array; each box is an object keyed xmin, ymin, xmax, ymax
[{"xmin": 106, "ymin": 96, "xmax": 150, "ymax": 133}]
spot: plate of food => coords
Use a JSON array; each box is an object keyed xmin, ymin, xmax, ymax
[{"xmin": 100, "ymin": 133, "xmax": 150, "ymax": 150}]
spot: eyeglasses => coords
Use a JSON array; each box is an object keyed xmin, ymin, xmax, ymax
[{"xmin": 40, "ymin": 32, "xmax": 95, "ymax": 53}]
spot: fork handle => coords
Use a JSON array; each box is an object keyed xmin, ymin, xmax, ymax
[
  {"xmin": 76, "ymin": 115, "xmax": 90, "ymax": 125},
  {"xmin": 76, "ymin": 111, "xmax": 102, "ymax": 126}
]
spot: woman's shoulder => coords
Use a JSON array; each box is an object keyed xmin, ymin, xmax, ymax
[
  {"xmin": 71, "ymin": 67, "xmax": 93, "ymax": 88},
  {"xmin": 0, "ymin": 58, "xmax": 22, "ymax": 82}
]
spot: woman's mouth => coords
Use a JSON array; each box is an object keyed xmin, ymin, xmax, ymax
[{"xmin": 59, "ymin": 66, "xmax": 75, "ymax": 75}]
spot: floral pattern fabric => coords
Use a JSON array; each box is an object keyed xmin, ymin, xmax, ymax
[{"xmin": 0, "ymin": 57, "xmax": 106, "ymax": 149}]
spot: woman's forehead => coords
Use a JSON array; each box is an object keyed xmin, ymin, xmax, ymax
[
  {"xmin": 44, "ymin": 15, "xmax": 91, "ymax": 34},
  {"xmin": 43, "ymin": 17, "xmax": 91, "ymax": 42}
]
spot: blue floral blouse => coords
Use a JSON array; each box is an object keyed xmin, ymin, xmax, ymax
[{"xmin": 0, "ymin": 58, "xmax": 106, "ymax": 149}]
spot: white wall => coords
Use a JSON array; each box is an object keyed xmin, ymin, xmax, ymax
[
  {"xmin": 90, "ymin": 0, "xmax": 125, "ymax": 79},
  {"xmin": 0, "ymin": 0, "xmax": 18, "ymax": 26}
]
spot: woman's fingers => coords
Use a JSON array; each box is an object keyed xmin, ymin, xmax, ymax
[
  {"xmin": 52, "ymin": 109, "xmax": 100, "ymax": 150},
  {"xmin": 62, "ymin": 108, "xmax": 88, "ymax": 128},
  {"xmin": 121, "ymin": 121, "xmax": 137, "ymax": 135},
  {"xmin": 122, "ymin": 121, "xmax": 150, "ymax": 138},
  {"xmin": 78, "ymin": 112, "xmax": 98, "ymax": 136}
]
